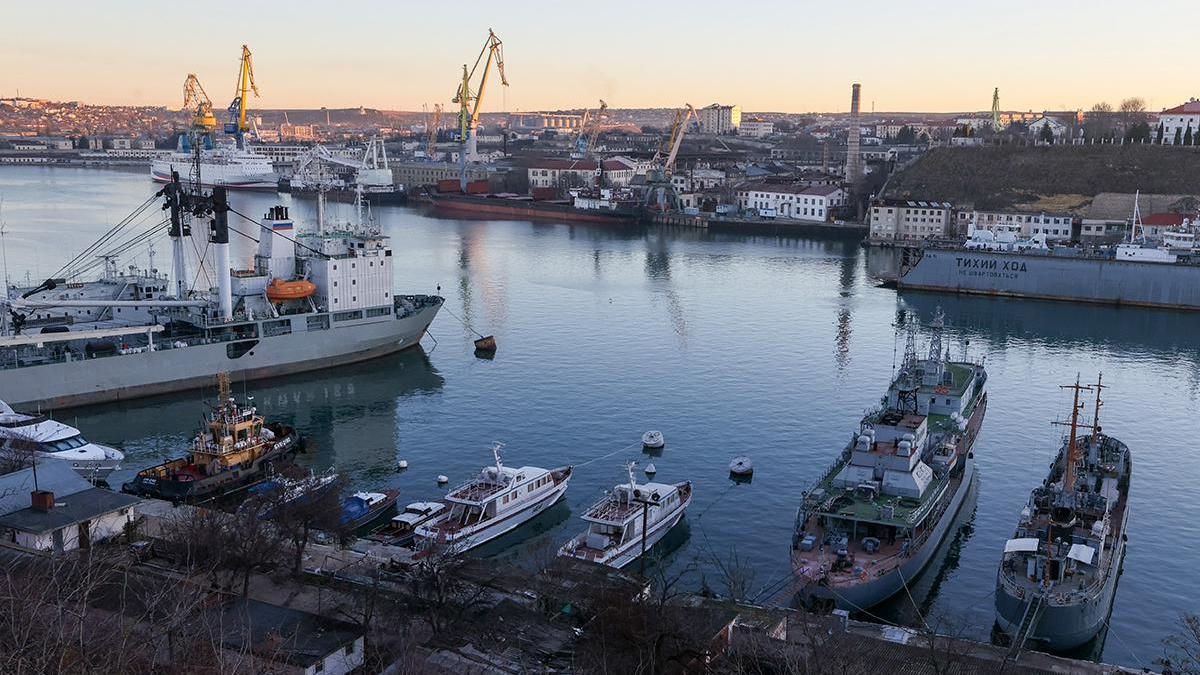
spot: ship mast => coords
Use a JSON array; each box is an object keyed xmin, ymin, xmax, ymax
[
  {"xmin": 1055, "ymin": 376, "xmax": 1093, "ymax": 492},
  {"xmin": 1091, "ymin": 373, "xmax": 1105, "ymax": 437}
]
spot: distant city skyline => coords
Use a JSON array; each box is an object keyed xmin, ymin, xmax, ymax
[{"xmin": 2, "ymin": 0, "xmax": 1194, "ymax": 114}]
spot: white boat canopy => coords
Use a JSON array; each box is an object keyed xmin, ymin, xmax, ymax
[
  {"xmin": 1004, "ymin": 537, "xmax": 1040, "ymax": 553},
  {"xmin": 1067, "ymin": 543, "xmax": 1097, "ymax": 565}
]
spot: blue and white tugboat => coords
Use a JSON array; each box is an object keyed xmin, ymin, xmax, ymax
[
  {"xmin": 791, "ymin": 310, "xmax": 988, "ymax": 610},
  {"xmin": 994, "ymin": 375, "xmax": 1131, "ymax": 652}
]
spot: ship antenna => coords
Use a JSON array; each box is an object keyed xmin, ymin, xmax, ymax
[
  {"xmin": 1091, "ymin": 372, "xmax": 1105, "ymax": 437},
  {"xmin": 0, "ymin": 194, "xmax": 9, "ymax": 290},
  {"xmin": 491, "ymin": 441, "xmax": 505, "ymax": 474}
]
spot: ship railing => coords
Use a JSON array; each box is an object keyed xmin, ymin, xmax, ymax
[
  {"xmin": 0, "ymin": 332, "xmax": 221, "ymax": 371},
  {"xmin": 394, "ymin": 294, "xmax": 444, "ymax": 319}
]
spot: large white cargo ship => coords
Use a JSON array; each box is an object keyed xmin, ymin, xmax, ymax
[{"xmin": 0, "ymin": 176, "xmax": 441, "ymax": 410}]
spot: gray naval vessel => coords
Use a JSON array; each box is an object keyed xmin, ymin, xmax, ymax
[
  {"xmin": 995, "ymin": 375, "xmax": 1130, "ymax": 653},
  {"xmin": 791, "ymin": 310, "xmax": 988, "ymax": 610},
  {"xmin": 878, "ymin": 214, "xmax": 1200, "ymax": 310},
  {"xmin": 0, "ymin": 175, "xmax": 442, "ymax": 410}
]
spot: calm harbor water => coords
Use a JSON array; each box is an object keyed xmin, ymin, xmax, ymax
[{"xmin": 2, "ymin": 165, "xmax": 1196, "ymax": 666}]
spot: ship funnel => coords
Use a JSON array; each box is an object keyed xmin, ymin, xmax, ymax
[{"xmin": 211, "ymin": 187, "xmax": 233, "ymax": 321}]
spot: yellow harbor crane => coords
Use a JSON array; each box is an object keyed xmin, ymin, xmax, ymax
[
  {"xmin": 453, "ymin": 29, "xmax": 507, "ymax": 164},
  {"xmin": 644, "ymin": 103, "xmax": 697, "ymax": 211},
  {"xmin": 571, "ymin": 99, "xmax": 608, "ymax": 158},
  {"xmin": 182, "ymin": 74, "xmax": 218, "ymax": 133},
  {"xmin": 660, "ymin": 103, "xmax": 697, "ymax": 176},
  {"xmin": 225, "ymin": 44, "xmax": 260, "ymax": 146}
]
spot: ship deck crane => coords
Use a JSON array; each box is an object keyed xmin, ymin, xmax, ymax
[
  {"xmin": 225, "ymin": 44, "xmax": 260, "ymax": 148},
  {"xmin": 453, "ymin": 29, "xmax": 507, "ymax": 166}
]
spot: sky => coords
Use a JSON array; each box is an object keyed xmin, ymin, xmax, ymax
[{"xmin": 1, "ymin": 1, "xmax": 1194, "ymax": 114}]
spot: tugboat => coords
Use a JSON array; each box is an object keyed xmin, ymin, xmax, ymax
[
  {"xmin": 791, "ymin": 310, "xmax": 987, "ymax": 610},
  {"xmin": 558, "ymin": 462, "xmax": 692, "ymax": 569},
  {"xmin": 415, "ymin": 442, "xmax": 572, "ymax": 552},
  {"xmin": 122, "ymin": 373, "xmax": 303, "ymax": 503},
  {"xmin": 994, "ymin": 375, "xmax": 1131, "ymax": 652}
]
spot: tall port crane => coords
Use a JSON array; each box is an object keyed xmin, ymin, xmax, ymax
[
  {"xmin": 425, "ymin": 103, "xmax": 444, "ymax": 159},
  {"xmin": 453, "ymin": 29, "xmax": 507, "ymax": 164},
  {"xmin": 643, "ymin": 103, "xmax": 697, "ymax": 211},
  {"xmin": 182, "ymin": 74, "xmax": 218, "ymax": 133},
  {"xmin": 572, "ymin": 99, "xmax": 608, "ymax": 158},
  {"xmin": 225, "ymin": 44, "xmax": 260, "ymax": 147}
]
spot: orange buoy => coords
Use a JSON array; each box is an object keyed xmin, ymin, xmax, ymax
[{"xmin": 266, "ymin": 278, "xmax": 317, "ymax": 302}]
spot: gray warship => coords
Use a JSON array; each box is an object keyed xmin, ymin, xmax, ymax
[
  {"xmin": 0, "ymin": 175, "xmax": 442, "ymax": 410},
  {"xmin": 994, "ymin": 375, "xmax": 1130, "ymax": 653},
  {"xmin": 791, "ymin": 310, "xmax": 987, "ymax": 611}
]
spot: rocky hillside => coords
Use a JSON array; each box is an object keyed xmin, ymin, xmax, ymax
[{"xmin": 884, "ymin": 145, "xmax": 1200, "ymax": 210}]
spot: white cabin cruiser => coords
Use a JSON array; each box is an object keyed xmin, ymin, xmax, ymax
[
  {"xmin": 0, "ymin": 400, "xmax": 123, "ymax": 481},
  {"xmin": 559, "ymin": 463, "xmax": 692, "ymax": 568},
  {"xmin": 415, "ymin": 443, "xmax": 572, "ymax": 552}
]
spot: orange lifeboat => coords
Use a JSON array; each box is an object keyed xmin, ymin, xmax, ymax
[{"xmin": 266, "ymin": 278, "xmax": 317, "ymax": 303}]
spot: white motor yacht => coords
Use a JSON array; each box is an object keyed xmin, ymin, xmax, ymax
[
  {"xmin": 415, "ymin": 443, "xmax": 572, "ymax": 552},
  {"xmin": 0, "ymin": 401, "xmax": 124, "ymax": 481},
  {"xmin": 559, "ymin": 463, "xmax": 692, "ymax": 568}
]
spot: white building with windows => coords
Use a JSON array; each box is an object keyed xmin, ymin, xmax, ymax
[
  {"xmin": 739, "ymin": 119, "xmax": 774, "ymax": 138},
  {"xmin": 1159, "ymin": 99, "xmax": 1200, "ymax": 144},
  {"xmin": 869, "ymin": 199, "xmax": 954, "ymax": 239},
  {"xmin": 698, "ymin": 103, "xmax": 741, "ymax": 135},
  {"xmin": 955, "ymin": 209, "xmax": 1074, "ymax": 241},
  {"xmin": 736, "ymin": 182, "xmax": 846, "ymax": 220},
  {"xmin": 1028, "ymin": 116, "xmax": 1068, "ymax": 140}
]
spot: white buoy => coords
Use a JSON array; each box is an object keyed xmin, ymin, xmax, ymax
[
  {"xmin": 437, "ymin": 474, "xmax": 449, "ymax": 485},
  {"xmin": 645, "ymin": 462, "xmax": 657, "ymax": 476},
  {"xmin": 398, "ymin": 459, "xmax": 409, "ymax": 470},
  {"xmin": 729, "ymin": 456, "xmax": 754, "ymax": 476}
]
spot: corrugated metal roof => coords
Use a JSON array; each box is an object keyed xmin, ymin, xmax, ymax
[{"xmin": 0, "ymin": 461, "xmax": 91, "ymax": 517}]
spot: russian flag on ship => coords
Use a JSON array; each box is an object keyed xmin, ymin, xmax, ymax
[{"xmin": 272, "ymin": 221, "xmax": 293, "ymax": 231}]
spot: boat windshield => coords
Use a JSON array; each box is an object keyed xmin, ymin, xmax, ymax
[{"xmin": 43, "ymin": 435, "xmax": 89, "ymax": 452}]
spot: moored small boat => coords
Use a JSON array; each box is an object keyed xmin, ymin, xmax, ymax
[
  {"xmin": 558, "ymin": 463, "xmax": 692, "ymax": 568},
  {"xmin": 415, "ymin": 443, "xmax": 572, "ymax": 552},
  {"xmin": 367, "ymin": 501, "xmax": 446, "ymax": 547},
  {"xmin": 341, "ymin": 489, "xmax": 401, "ymax": 530}
]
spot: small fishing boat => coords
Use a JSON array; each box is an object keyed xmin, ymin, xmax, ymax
[
  {"xmin": 415, "ymin": 442, "xmax": 572, "ymax": 552},
  {"xmin": 246, "ymin": 468, "xmax": 339, "ymax": 518},
  {"xmin": 367, "ymin": 501, "xmax": 446, "ymax": 547},
  {"xmin": 558, "ymin": 463, "xmax": 692, "ymax": 568},
  {"xmin": 0, "ymin": 400, "xmax": 124, "ymax": 482},
  {"xmin": 122, "ymin": 373, "xmax": 303, "ymax": 503},
  {"xmin": 341, "ymin": 489, "xmax": 400, "ymax": 530},
  {"xmin": 642, "ymin": 430, "xmax": 665, "ymax": 449}
]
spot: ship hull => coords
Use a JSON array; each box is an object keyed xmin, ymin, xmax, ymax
[
  {"xmin": 801, "ymin": 457, "xmax": 976, "ymax": 611},
  {"xmin": 429, "ymin": 193, "xmax": 640, "ymax": 224},
  {"xmin": 0, "ymin": 301, "xmax": 440, "ymax": 411},
  {"xmin": 894, "ymin": 247, "xmax": 1200, "ymax": 310}
]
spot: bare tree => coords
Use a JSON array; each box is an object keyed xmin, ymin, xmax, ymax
[
  {"xmin": 267, "ymin": 471, "xmax": 347, "ymax": 577},
  {"xmin": 1160, "ymin": 612, "xmax": 1200, "ymax": 674}
]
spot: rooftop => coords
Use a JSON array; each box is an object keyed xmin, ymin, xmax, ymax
[
  {"xmin": 216, "ymin": 597, "xmax": 364, "ymax": 668},
  {"xmin": 1163, "ymin": 100, "xmax": 1200, "ymax": 115},
  {"xmin": 0, "ymin": 487, "xmax": 140, "ymax": 534}
]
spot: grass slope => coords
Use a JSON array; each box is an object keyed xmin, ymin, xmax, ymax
[{"xmin": 885, "ymin": 145, "xmax": 1200, "ymax": 210}]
